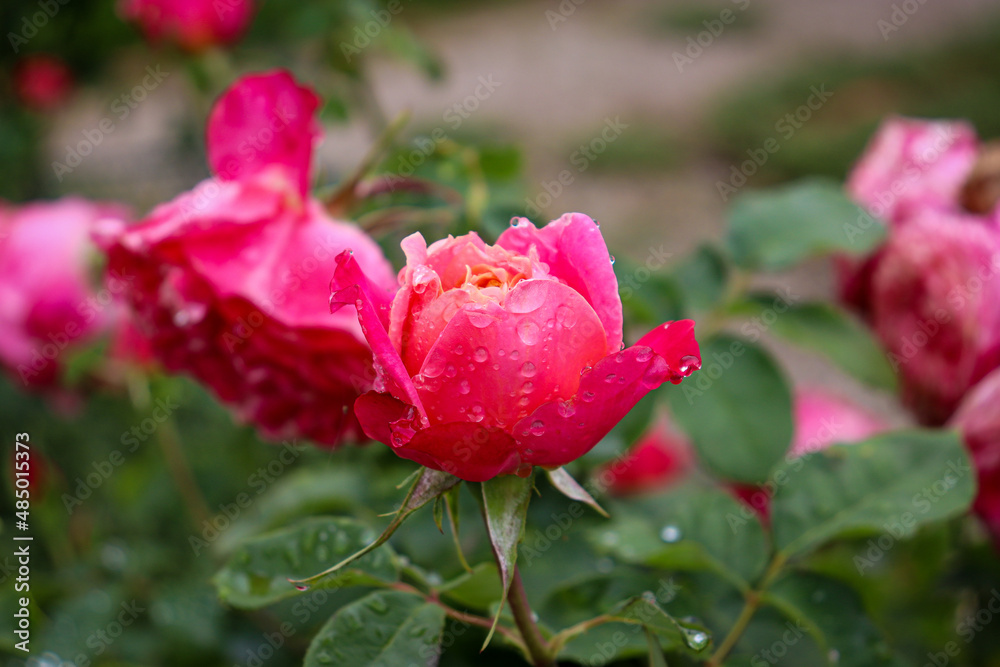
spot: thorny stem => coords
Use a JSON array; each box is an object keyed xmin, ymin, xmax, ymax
[
  {"xmin": 507, "ymin": 569, "xmax": 555, "ymax": 667},
  {"xmin": 705, "ymin": 553, "xmax": 788, "ymax": 667},
  {"xmin": 389, "ymin": 582, "xmax": 527, "ymax": 654}
]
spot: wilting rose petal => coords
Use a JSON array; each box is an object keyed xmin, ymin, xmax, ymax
[
  {"xmin": 335, "ymin": 215, "xmax": 701, "ymax": 481},
  {"xmin": 207, "ymin": 70, "xmax": 321, "ymax": 197}
]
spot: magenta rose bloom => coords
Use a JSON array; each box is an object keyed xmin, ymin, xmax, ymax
[
  {"xmin": 0, "ymin": 198, "xmax": 129, "ymax": 387},
  {"xmin": 950, "ymin": 368, "xmax": 1000, "ymax": 548},
  {"xmin": 331, "ymin": 213, "xmax": 701, "ymax": 482},
  {"xmin": 870, "ymin": 212, "xmax": 1000, "ymax": 424},
  {"xmin": 106, "ymin": 71, "xmax": 397, "ymax": 445},
  {"xmin": 120, "ymin": 0, "xmax": 254, "ymax": 51},
  {"xmin": 839, "ymin": 118, "xmax": 984, "ymax": 315}
]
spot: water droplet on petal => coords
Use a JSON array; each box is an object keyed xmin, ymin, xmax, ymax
[
  {"xmin": 522, "ymin": 381, "xmax": 535, "ymax": 394},
  {"xmin": 660, "ymin": 525, "xmax": 681, "ymax": 543},
  {"xmin": 474, "ymin": 347, "xmax": 489, "ymax": 363},
  {"xmin": 516, "ymin": 320, "xmax": 541, "ymax": 346},
  {"xmin": 521, "ymin": 361, "xmax": 537, "ymax": 377},
  {"xmin": 445, "ymin": 364, "xmax": 457, "ymax": 378},
  {"xmin": 635, "ymin": 347, "xmax": 653, "ymax": 363},
  {"xmin": 555, "ymin": 304, "xmax": 578, "ymax": 328},
  {"xmin": 557, "ymin": 401, "xmax": 576, "ymax": 418},
  {"xmin": 467, "ymin": 310, "xmax": 494, "ymax": 329},
  {"xmin": 678, "ymin": 354, "xmax": 701, "ymax": 375},
  {"xmin": 605, "ymin": 373, "xmax": 617, "ymax": 383},
  {"xmin": 609, "ymin": 255, "xmax": 615, "ymax": 265},
  {"xmin": 529, "ymin": 420, "xmax": 545, "ymax": 436},
  {"xmin": 458, "ymin": 380, "xmax": 471, "ymax": 395},
  {"xmin": 454, "ymin": 344, "xmax": 464, "ymax": 356},
  {"xmin": 510, "ymin": 349, "xmax": 519, "ymax": 360},
  {"xmin": 581, "ymin": 391, "xmax": 596, "ymax": 402},
  {"xmin": 469, "ymin": 405, "xmax": 485, "ymax": 422}
]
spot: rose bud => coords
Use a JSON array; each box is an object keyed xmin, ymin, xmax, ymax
[
  {"xmin": 105, "ymin": 71, "xmax": 397, "ymax": 446},
  {"xmin": 332, "ymin": 214, "xmax": 702, "ymax": 482},
  {"xmin": 735, "ymin": 389, "xmax": 886, "ymax": 520},
  {"xmin": 12, "ymin": 54, "xmax": 74, "ymax": 111},
  {"xmin": 598, "ymin": 420, "xmax": 693, "ymax": 497},
  {"xmin": 950, "ymin": 368, "xmax": 1000, "ymax": 548},
  {"xmin": 870, "ymin": 211, "xmax": 1000, "ymax": 425},
  {"xmin": 0, "ymin": 198, "xmax": 129, "ymax": 388},
  {"xmin": 119, "ymin": 0, "xmax": 254, "ymax": 52}
]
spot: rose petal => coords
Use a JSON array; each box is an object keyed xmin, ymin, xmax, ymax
[
  {"xmin": 392, "ymin": 422, "xmax": 522, "ymax": 482},
  {"xmin": 414, "ymin": 279, "xmax": 607, "ymax": 429},
  {"xmin": 511, "ymin": 342, "xmax": 682, "ymax": 468},
  {"xmin": 498, "ymin": 213, "xmax": 623, "ymax": 354},
  {"xmin": 206, "ymin": 70, "xmax": 320, "ymax": 197},
  {"xmin": 331, "ymin": 250, "xmax": 426, "ymax": 420},
  {"xmin": 635, "ymin": 319, "xmax": 701, "ymax": 379}
]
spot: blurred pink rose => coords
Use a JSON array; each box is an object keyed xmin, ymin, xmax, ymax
[
  {"xmin": 106, "ymin": 71, "xmax": 397, "ymax": 446},
  {"xmin": 598, "ymin": 420, "xmax": 693, "ymax": 497},
  {"xmin": 870, "ymin": 212, "xmax": 1000, "ymax": 425},
  {"xmin": 207, "ymin": 70, "xmax": 320, "ymax": 198},
  {"xmin": 12, "ymin": 55, "xmax": 73, "ymax": 111},
  {"xmin": 839, "ymin": 118, "xmax": 987, "ymax": 316},
  {"xmin": 0, "ymin": 198, "xmax": 129, "ymax": 387},
  {"xmin": 332, "ymin": 213, "xmax": 701, "ymax": 482},
  {"xmin": 950, "ymin": 368, "xmax": 1000, "ymax": 548},
  {"xmin": 738, "ymin": 389, "xmax": 886, "ymax": 519},
  {"xmin": 120, "ymin": 0, "xmax": 254, "ymax": 52},
  {"xmin": 847, "ymin": 117, "xmax": 978, "ymax": 226}
]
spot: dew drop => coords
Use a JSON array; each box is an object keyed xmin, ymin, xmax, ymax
[
  {"xmin": 678, "ymin": 354, "xmax": 701, "ymax": 375},
  {"xmin": 469, "ymin": 404, "xmax": 485, "ymax": 422},
  {"xmin": 555, "ymin": 304, "xmax": 578, "ymax": 328},
  {"xmin": 444, "ymin": 364, "xmax": 457, "ymax": 378},
  {"xmin": 557, "ymin": 401, "xmax": 576, "ymax": 418},
  {"xmin": 581, "ymin": 391, "xmax": 596, "ymax": 402},
  {"xmin": 454, "ymin": 344, "xmax": 464, "ymax": 356},
  {"xmin": 683, "ymin": 629, "xmax": 710, "ymax": 651},
  {"xmin": 529, "ymin": 420, "xmax": 545, "ymax": 436},
  {"xmin": 510, "ymin": 349, "xmax": 520, "ymax": 360},
  {"xmin": 516, "ymin": 320, "xmax": 541, "ymax": 346},
  {"xmin": 522, "ymin": 381, "xmax": 535, "ymax": 394},
  {"xmin": 473, "ymin": 347, "xmax": 489, "ymax": 363},
  {"xmin": 604, "ymin": 373, "xmax": 617, "ymax": 383},
  {"xmin": 521, "ymin": 361, "xmax": 537, "ymax": 377},
  {"xmin": 609, "ymin": 255, "xmax": 616, "ymax": 265},
  {"xmin": 467, "ymin": 310, "xmax": 494, "ymax": 329},
  {"xmin": 458, "ymin": 380, "xmax": 471, "ymax": 395},
  {"xmin": 635, "ymin": 347, "xmax": 653, "ymax": 363},
  {"xmin": 660, "ymin": 525, "xmax": 681, "ymax": 543}
]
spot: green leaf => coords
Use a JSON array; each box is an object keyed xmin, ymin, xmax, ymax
[
  {"xmin": 304, "ymin": 590, "xmax": 446, "ymax": 667},
  {"xmin": 439, "ymin": 563, "xmax": 503, "ymax": 612},
  {"xmin": 288, "ymin": 468, "xmax": 460, "ymax": 588},
  {"xmin": 480, "ymin": 472, "xmax": 535, "ymax": 646},
  {"xmin": 213, "ymin": 517, "xmax": 398, "ymax": 609},
  {"xmin": 667, "ymin": 334, "xmax": 793, "ymax": 483},
  {"xmin": 725, "ymin": 178, "xmax": 885, "ymax": 270},
  {"xmin": 771, "ymin": 430, "xmax": 976, "ymax": 558},
  {"xmin": 545, "ymin": 468, "xmax": 608, "ymax": 517},
  {"xmin": 647, "ymin": 628, "xmax": 669, "ymax": 667},
  {"xmin": 766, "ymin": 572, "xmax": 897, "ymax": 667},
  {"xmin": 672, "ymin": 243, "xmax": 731, "ymax": 314},
  {"xmin": 731, "ymin": 297, "xmax": 896, "ymax": 391},
  {"xmin": 604, "ymin": 595, "xmax": 711, "ymax": 655},
  {"xmin": 593, "ymin": 487, "xmax": 768, "ymax": 589}
]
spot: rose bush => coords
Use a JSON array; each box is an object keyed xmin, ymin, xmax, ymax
[
  {"xmin": 106, "ymin": 71, "xmax": 397, "ymax": 445},
  {"xmin": 120, "ymin": 0, "xmax": 255, "ymax": 51},
  {"xmin": 331, "ymin": 213, "xmax": 701, "ymax": 481},
  {"xmin": 0, "ymin": 198, "xmax": 129, "ymax": 387}
]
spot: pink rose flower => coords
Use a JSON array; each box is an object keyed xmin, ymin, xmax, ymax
[
  {"xmin": 950, "ymin": 368, "xmax": 1000, "ymax": 548},
  {"xmin": 207, "ymin": 70, "xmax": 320, "ymax": 198},
  {"xmin": 0, "ymin": 198, "xmax": 129, "ymax": 387},
  {"xmin": 119, "ymin": 0, "xmax": 254, "ymax": 52},
  {"xmin": 106, "ymin": 72, "xmax": 397, "ymax": 445},
  {"xmin": 870, "ymin": 212, "xmax": 1000, "ymax": 424},
  {"xmin": 12, "ymin": 55, "xmax": 73, "ymax": 111},
  {"xmin": 598, "ymin": 421, "xmax": 692, "ymax": 497},
  {"xmin": 331, "ymin": 214, "xmax": 702, "ymax": 482},
  {"xmin": 846, "ymin": 117, "xmax": 978, "ymax": 226}
]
